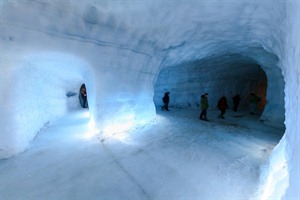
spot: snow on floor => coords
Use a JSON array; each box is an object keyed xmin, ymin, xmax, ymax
[{"xmin": 0, "ymin": 108, "xmax": 284, "ymax": 200}]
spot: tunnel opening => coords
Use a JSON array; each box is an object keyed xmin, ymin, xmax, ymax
[
  {"xmin": 153, "ymin": 51, "xmax": 286, "ymax": 198},
  {"xmin": 79, "ymin": 83, "xmax": 89, "ymax": 109},
  {"xmin": 0, "ymin": 52, "xmax": 97, "ymax": 159},
  {"xmin": 154, "ymin": 53, "xmax": 268, "ymax": 116},
  {"xmin": 154, "ymin": 50, "xmax": 286, "ymax": 130}
]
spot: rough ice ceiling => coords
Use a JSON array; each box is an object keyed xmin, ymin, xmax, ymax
[{"xmin": 0, "ymin": 0, "xmax": 299, "ymax": 199}]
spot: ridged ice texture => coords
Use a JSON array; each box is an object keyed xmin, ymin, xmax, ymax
[
  {"xmin": 0, "ymin": 0, "xmax": 286, "ymax": 153},
  {"xmin": 0, "ymin": 2, "xmax": 299, "ymax": 198}
]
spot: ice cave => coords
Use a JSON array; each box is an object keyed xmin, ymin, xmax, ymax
[{"xmin": 0, "ymin": 1, "xmax": 299, "ymax": 199}]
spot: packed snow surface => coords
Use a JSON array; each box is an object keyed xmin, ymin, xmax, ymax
[{"xmin": 0, "ymin": 108, "xmax": 283, "ymax": 200}]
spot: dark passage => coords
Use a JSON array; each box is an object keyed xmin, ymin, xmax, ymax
[
  {"xmin": 154, "ymin": 53, "xmax": 268, "ymax": 116},
  {"xmin": 79, "ymin": 84, "xmax": 88, "ymax": 108}
]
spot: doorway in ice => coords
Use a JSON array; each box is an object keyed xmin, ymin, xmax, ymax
[
  {"xmin": 153, "ymin": 55, "xmax": 269, "ymax": 116},
  {"xmin": 79, "ymin": 84, "xmax": 89, "ymax": 108}
]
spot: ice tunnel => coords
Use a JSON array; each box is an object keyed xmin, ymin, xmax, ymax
[
  {"xmin": 154, "ymin": 49, "xmax": 285, "ymax": 127},
  {"xmin": 0, "ymin": 52, "xmax": 97, "ymax": 157},
  {"xmin": 156, "ymin": 53, "xmax": 267, "ymax": 110},
  {"xmin": 0, "ymin": 0, "xmax": 299, "ymax": 199}
]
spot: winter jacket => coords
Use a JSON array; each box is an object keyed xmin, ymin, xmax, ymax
[
  {"xmin": 201, "ymin": 95, "xmax": 209, "ymax": 109},
  {"xmin": 218, "ymin": 97, "xmax": 228, "ymax": 111},
  {"xmin": 232, "ymin": 95, "xmax": 241, "ymax": 104},
  {"xmin": 163, "ymin": 93, "xmax": 170, "ymax": 103}
]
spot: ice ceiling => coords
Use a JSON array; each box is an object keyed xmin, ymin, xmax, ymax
[
  {"xmin": 0, "ymin": 0, "xmax": 287, "ymax": 168},
  {"xmin": 1, "ymin": 0, "xmax": 299, "ymax": 199}
]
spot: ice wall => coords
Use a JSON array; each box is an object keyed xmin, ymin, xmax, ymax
[
  {"xmin": 250, "ymin": 2, "xmax": 300, "ymax": 199},
  {"xmin": 283, "ymin": 2, "xmax": 300, "ymax": 197},
  {"xmin": 263, "ymin": 2, "xmax": 300, "ymax": 199},
  {"xmin": 0, "ymin": 1, "xmax": 299, "ymax": 198},
  {"xmin": 0, "ymin": 1, "xmax": 161, "ymax": 158},
  {"xmin": 0, "ymin": 53, "xmax": 93, "ymax": 158},
  {"xmin": 0, "ymin": 0, "xmax": 286, "ymax": 154}
]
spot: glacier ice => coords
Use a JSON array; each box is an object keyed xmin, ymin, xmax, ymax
[{"xmin": 0, "ymin": 0, "xmax": 299, "ymax": 199}]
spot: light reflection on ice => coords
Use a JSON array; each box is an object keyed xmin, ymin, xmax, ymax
[{"xmin": 102, "ymin": 114, "xmax": 135, "ymax": 141}]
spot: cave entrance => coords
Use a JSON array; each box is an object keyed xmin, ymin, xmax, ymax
[{"xmin": 154, "ymin": 56, "xmax": 268, "ymax": 115}]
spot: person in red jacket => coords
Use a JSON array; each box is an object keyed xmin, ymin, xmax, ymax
[{"xmin": 217, "ymin": 95, "xmax": 228, "ymax": 119}]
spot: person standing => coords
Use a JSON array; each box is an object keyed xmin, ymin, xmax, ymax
[
  {"xmin": 199, "ymin": 93, "xmax": 209, "ymax": 121},
  {"xmin": 162, "ymin": 92, "xmax": 170, "ymax": 111},
  {"xmin": 217, "ymin": 95, "xmax": 228, "ymax": 119},
  {"xmin": 80, "ymin": 84, "xmax": 88, "ymax": 108},
  {"xmin": 249, "ymin": 92, "xmax": 260, "ymax": 115},
  {"xmin": 232, "ymin": 94, "xmax": 241, "ymax": 112}
]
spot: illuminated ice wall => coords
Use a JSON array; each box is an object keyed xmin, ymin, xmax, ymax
[{"xmin": 0, "ymin": 1, "xmax": 299, "ymax": 198}]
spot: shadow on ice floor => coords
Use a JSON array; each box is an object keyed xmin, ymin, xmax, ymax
[{"xmin": 0, "ymin": 108, "xmax": 284, "ymax": 200}]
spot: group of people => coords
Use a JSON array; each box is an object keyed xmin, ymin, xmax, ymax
[
  {"xmin": 200, "ymin": 92, "xmax": 260, "ymax": 121},
  {"xmin": 162, "ymin": 91, "xmax": 261, "ymax": 121},
  {"xmin": 199, "ymin": 93, "xmax": 232, "ymax": 121}
]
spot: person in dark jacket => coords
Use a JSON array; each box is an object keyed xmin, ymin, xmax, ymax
[
  {"xmin": 162, "ymin": 92, "xmax": 170, "ymax": 111},
  {"xmin": 79, "ymin": 84, "xmax": 88, "ymax": 108},
  {"xmin": 232, "ymin": 94, "xmax": 241, "ymax": 112},
  {"xmin": 249, "ymin": 92, "xmax": 260, "ymax": 115},
  {"xmin": 199, "ymin": 93, "xmax": 209, "ymax": 121},
  {"xmin": 217, "ymin": 95, "xmax": 228, "ymax": 119}
]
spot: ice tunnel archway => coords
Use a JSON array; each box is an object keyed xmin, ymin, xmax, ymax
[
  {"xmin": 79, "ymin": 83, "xmax": 89, "ymax": 109},
  {"xmin": 154, "ymin": 50, "xmax": 285, "ymax": 128},
  {"xmin": 0, "ymin": 52, "xmax": 96, "ymax": 158}
]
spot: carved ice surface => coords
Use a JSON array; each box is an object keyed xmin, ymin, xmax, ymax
[{"xmin": 0, "ymin": 0, "xmax": 299, "ymax": 199}]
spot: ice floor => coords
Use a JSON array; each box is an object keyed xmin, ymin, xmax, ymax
[{"xmin": 0, "ymin": 108, "xmax": 284, "ymax": 200}]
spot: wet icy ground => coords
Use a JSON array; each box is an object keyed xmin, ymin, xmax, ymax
[{"xmin": 0, "ymin": 108, "xmax": 284, "ymax": 200}]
